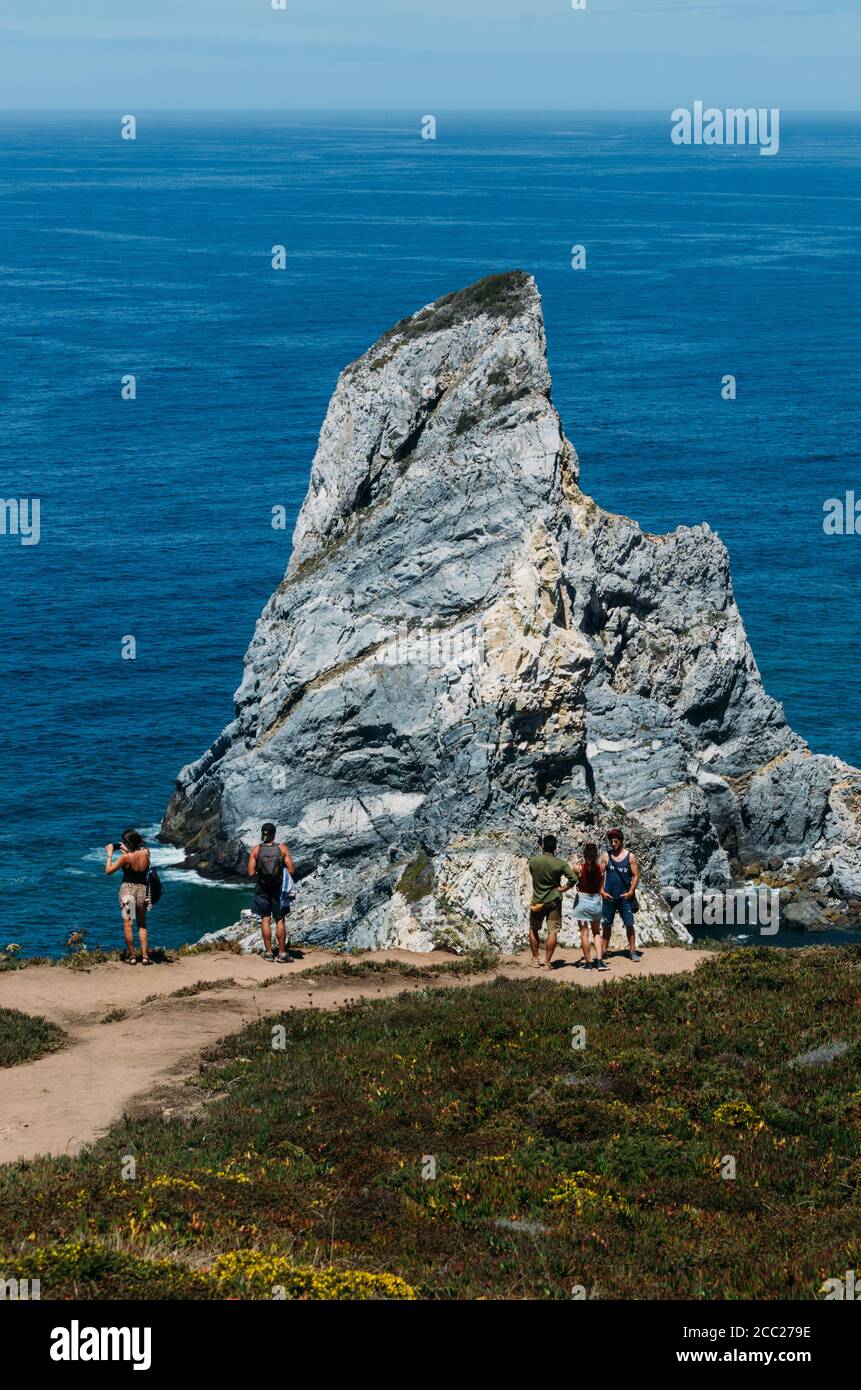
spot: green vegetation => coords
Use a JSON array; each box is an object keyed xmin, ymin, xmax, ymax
[
  {"xmin": 0, "ymin": 938, "xmax": 255, "ymax": 974},
  {"xmin": 165, "ymin": 978, "xmax": 237, "ymax": 1000},
  {"xmin": 138, "ymin": 978, "xmax": 238, "ymax": 1006},
  {"xmin": 2, "ymin": 1241, "xmax": 415, "ymax": 1301},
  {"xmin": 0, "ymin": 943, "xmax": 186, "ymax": 973},
  {"xmin": 1, "ymin": 947, "xmax": 859, "ymax": 1299},
  {"xmin": 0, "ymin": 943, "xmax": 23, "ymax": 972},
  {"xmin": 0, "ymin": 1006, "xmax": 66, "ymax": 1067},
  {"xmin": 279, "ymin": 528, "xmax": 350, "ymax": 589},
  {"xmin": 300, "ymin": 951, "xmax": 497, "ymax": 982},
  {"xmin": 454, "ymin": 378, "xmax": 531, "ymax": 438},
  {"xmin": 395, "ymin": 848, "xmax": 435, "ymax": 903},
  {"xmin": 454, "ymin": 408, "xmax": 482, "ymax": 437},
  {"xmin": 255, "ymin": 956, "xmax": 496, "ymax": 991},
  {"xmin": 176, "ymin": 939, "xmax": 245, "ymax": 958},
  {"xmin": 376, "ymin": 271, "xmax": 531, "ymax": 357}
]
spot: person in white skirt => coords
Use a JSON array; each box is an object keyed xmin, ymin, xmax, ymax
[{"xmin": 572, "ymin": 842, "xmax": 609, "ymax": 971}]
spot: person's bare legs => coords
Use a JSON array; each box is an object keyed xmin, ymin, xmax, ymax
[
  {"xmin": 579, "ymin": 923, "xmax": 592, "ymax": 965},
  {"xmin": 136, "ymin": 901, "xmax": 149, "ymax": 963},
  {"xmin": 121, "ymin": 903, "xmax": 135, "ymax": 959},
  {"xmin": 593, "ymin": 925, "xmax": 605, "ymax": 961},
  {"xmin": 544, "ymin": 927, "xmax": 558, "ymax": 966},
  {"xmin": 275, "ymin": 917, "xmax": 287, "ymax": 958},
  {"xmin": 529, "ymin": 914, "xmax": 542, "ymax": 964},
  {"xmin": 260, "ymin": 916, "xmax": 274, "ymax": 956}
]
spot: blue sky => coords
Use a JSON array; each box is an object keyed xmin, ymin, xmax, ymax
[{"xmin": 0, "ymin": 0, "xmax": 857, "ymax": 109}]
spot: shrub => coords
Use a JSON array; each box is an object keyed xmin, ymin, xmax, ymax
[
  {"xmin": 209, "ymin": 1250, "xmax": 417, "ymax": 1300},
  {"xmin": 395, "ymin": 849, "xmax": 434, "ymax": 903},
  {"xmin": 4, "ymin": 1241, "xmax": 216, "ymax": 1300},
  {"xmin": 377, "ymin": 271, "xmax": 531, "ymax": 352},
  {"xmin": 547, "ymin": 1172, "xmax": 632, "ymax": 1218},
  {"xmin": 0, "ymin": 1006, "xmax": 66, "ymax": 1067}
]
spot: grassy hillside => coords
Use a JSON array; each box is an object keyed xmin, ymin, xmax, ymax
[
  {"xmin": 0, "ymin": 1006, "xmax": 66, "ymax": 1068},
  {"xmin": 1, "ymin": 947, "xmax": 859, "ymax": 1299}
]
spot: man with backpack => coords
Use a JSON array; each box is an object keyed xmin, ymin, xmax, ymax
[{"xmin": 247, "ymin": 823, "xmax": 297, "ymax": 964}]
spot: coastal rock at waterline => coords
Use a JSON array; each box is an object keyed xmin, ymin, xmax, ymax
[
  {"xmin": 780, "ymin": 897, "xmax": 825, "ymax": 931},
  {"xmin": 161, "ymin": 271, "xmax": 861, "ymax": 953}
]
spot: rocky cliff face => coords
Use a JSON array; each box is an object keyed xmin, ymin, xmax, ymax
[{"xmin": 162, "ymin": 272, "xmax": 861, "ymax": 951}]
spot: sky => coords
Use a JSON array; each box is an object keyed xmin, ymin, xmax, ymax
[{"xmin": 0, "ymin": 0, "xmax": 857, "ymax": 110}]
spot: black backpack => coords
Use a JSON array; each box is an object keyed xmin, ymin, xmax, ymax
[
  {"xmin": 147, "ymin": 866, "xmax": 163, "ymax": 907},
  {"xmin": 257, "ymin": 842, "xmax": 283, "ymax": 893}
]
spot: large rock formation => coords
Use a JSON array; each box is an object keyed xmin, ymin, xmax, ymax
[{"xmin": 162, "ymin": 272, "xmax": 861, "ymax": 951}]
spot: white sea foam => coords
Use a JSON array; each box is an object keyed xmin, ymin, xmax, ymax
[
  {"xmin": 160, "ymin": 868, "xmax": 246, "ymax": 891},
  {"xmin": 84, "ymin": 830, "xmax": 245, "ymax": 891},
  {"xmin": 82, "ymin": 841, "xmax": 183, "ymax": 868}
]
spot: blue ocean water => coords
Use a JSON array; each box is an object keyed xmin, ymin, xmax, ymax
[{"xmin": 0, "ymin": 111, "xmax": 858, "ymax": 957}]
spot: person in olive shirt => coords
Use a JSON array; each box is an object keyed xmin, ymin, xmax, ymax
[{"xmin": 527, "ymin": 834, "xmax": 577, "ymax": 967}]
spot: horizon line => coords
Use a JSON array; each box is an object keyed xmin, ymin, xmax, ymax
[{"xmin": 0, "ymin": 105, "xmax": 859, "ymax": 115}]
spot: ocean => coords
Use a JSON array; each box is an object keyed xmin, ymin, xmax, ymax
[{"xmin": 1, "ymin": 111, "xmax": 858, "ymax": 957}]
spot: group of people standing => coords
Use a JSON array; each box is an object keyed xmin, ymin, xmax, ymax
[
  {"xmin": 105, "ymin": 821, "xmax": 296, "ymax": 965},
  {"xmin": 106, "ymin": 820, "xmax": 640, "ymax": 974},
  {"xmin": 527, "ymin": 829, "xmax": 641, "ymax": 970}
]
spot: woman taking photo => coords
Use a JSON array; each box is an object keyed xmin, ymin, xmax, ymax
[
  {"xmin": 573, "ymin": 842, "xmax": 609, "ymax": 971},
  {"xmin": 105, "ymin": 829, "xmax": 152, "ymax": 964}
]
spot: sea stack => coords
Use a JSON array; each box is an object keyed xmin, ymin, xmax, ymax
[{"xmin": 161, "ymin": 272, "xmax": 861, "ymax": 950}]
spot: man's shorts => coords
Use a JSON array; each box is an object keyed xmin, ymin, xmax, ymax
[
  {"xmin": 602, "ymin": 895, "xmax": 635, "ymax": 929},
  {"xmin": 529, "ymin": 899, "xmax": 562, "ymax": 932},
  {"xmin": 251, "ymin": 891, "xmax": 283, "ymax": 921}
]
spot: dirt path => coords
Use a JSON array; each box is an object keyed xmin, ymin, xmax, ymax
[{"xmin": 0, "ymin": 945, "xmax": 713, "ymax": 1164}]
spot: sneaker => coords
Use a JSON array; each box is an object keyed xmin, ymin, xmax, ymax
[
  {"xmin": 261, "ymin": 950, "xmax": 275, "ymax": 962},
  {"xmin": 595, "ymin": 960, "xmax": 610, "ymax": 972},
  {"xmin": 276, "ymin": 953, "xmax": 290, "ymax": 964},
  {"xmin": 630, "ymin": 950, "xmax": 642, "ymax": 962}
]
